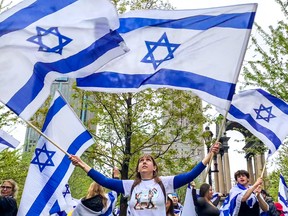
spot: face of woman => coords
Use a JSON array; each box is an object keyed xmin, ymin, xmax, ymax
[
  {"xmin": 207, "ymin": 186, "xmax": 213, "ymax": 200},
  {"xmin": 1, "ymin": 181, "xmax": 13, "ymax": 197},
  {"xmin": 137, "ymin": 156, "xmax": 156, "ymax": 176}
]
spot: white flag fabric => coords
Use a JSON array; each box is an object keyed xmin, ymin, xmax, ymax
[
  {"xmin": 0, "ymin": 0, "xmax": 127, "ymax": 121},
  {"xmin": 0, "ymin": 129, "xmax": 20, "ymax": 152},
  {"xmin": 181, "ymin": 184, "xmax": 197, "ymax": 216},
  {"xmin": 279, "ymin": 174, "xmax": 288, "ymax": 215},
  {"xmin": 220, "ymin": 184, "xmax": 258, "ymax": 216},
  {"xmin": 217, "ymin": 88, "xmax": 288, "ymax": 155},
  {"xmin": 77, "ymin": 4, "xmax": 257, "ymax": 111},
  {"xmin": 18, "ymin": 91, "xmax": 94, "ymax": 216},
  {"xmin": 50, "ymin": 184, "xmax": 79, "ymax": 216}
]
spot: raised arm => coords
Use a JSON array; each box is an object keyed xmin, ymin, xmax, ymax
[
  {"xmin": 254, "ymin": 184, "xmax": 269, "ymax": 212},
  {"xmin": 70, "ymin": 155, "xmax": 124, "ymax": 193},
  {"xmin": 241, "ymin": 177, "xmax": 262, "ymax": 202},
  {"xmin": 173, "ymin": 142, "xmax": 220, "ymax": 189}
]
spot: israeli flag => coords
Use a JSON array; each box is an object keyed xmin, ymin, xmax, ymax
[
  {"xmin": 217, "ymin": 88, "xmax": 288, "ymax": 155},
  {"xmin": 181, "ymin": 184, "xmax": 197, "ymax": 216},
  {"xmin": 220, "ymin": 183, "xmax": 257, "ymax": 216},
  {"xmin": 50, "ymin": 184, "xmax": 79, "ymax": 216},
  {"xmin": 17, "ymin": 91, "xmax": 95, "ymax": 216},
  {"xmin": 77, "ymin": 4, "xmax": 257, "ymax": 111},
  {"xmin": 279, "ymin": 174, "xmax": 288, "ymax": 215},
  {"xmin": 0, "ymin": 0, "xmax": 127, "ymax": 121},
  {"xmin": 0, "ymin": 129, "xmax": 20, "ymax": 152}
]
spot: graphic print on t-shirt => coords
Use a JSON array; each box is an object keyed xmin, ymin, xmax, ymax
[{"xmin": 134, "ymin": 187, "xmax": 159, "ymax": 210}]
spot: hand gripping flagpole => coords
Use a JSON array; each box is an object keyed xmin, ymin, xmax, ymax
[{"xmin": 25, "ymin": 120, "xmax": 70, "ymax": 156}]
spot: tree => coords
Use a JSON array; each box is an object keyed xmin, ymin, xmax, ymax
[
  {"xmin": 243, "ymin": 0, "xmax": 288, "ymax": 100},
  {"xmin": 0, "ymin": 149, "xmax": 33, "ymax": 204},
  {"xmin": 242, "ymin": 0, "xmax": 288, "ymax": 199}
]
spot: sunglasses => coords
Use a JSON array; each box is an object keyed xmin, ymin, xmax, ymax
[{"xmin": 1, "ymin": 186, "xmax": 12, "ymax": 190}]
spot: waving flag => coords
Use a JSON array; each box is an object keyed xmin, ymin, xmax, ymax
[
  {"xmin": 0, "ymin": 0, "xmax": 126, "ymax": 121},
  {"xmin": 18, "ymin": 91, "xmax": 94, "ymax": 216},
  {"xmin": 181, "ymin": 184, "xmax": 197, "ymax": 216},
  {"xmin": 217, "ymin": 88, "xmax": 288, "ymax": 155},
  {"xmin": 0, "ymin": 129, "xmax": 20, "ymax": 152},
  {"xmin": 279, "ymin": 174, "xmax": 288, "ymax": 215},
  {"xmin": 77, "ymin": 3, "xmax": 257, "ymax": 111}
]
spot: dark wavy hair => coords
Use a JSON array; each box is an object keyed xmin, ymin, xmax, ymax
[
  {"xmin": 166, "ymin": 194, "xmax": 175, "ymax": 216},
  {"xmin": 199, "ymin": 183, "xmax": 210, "ymax": 197},
  {"xmin": 234, "ymin": 170, "xmax": 249, "ymax": 181}
]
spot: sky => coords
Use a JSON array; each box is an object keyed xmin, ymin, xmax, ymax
[{"xmin": 6, "ymin": 0, "xmax": 284, "ymax": 178}]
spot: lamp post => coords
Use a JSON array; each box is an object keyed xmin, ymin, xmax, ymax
[{"xmin": 203, "ymin": 126, "xmax": 218, "ymax": 186}]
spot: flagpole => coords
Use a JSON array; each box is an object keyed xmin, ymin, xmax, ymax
[
  {"xmin": 25, "ymin": 120, "xmax": 70, "ymax": 156},
  {"xmin": 204, "ymin": 109, "xmax": 229, "ymax": 183},
  {"xmin": 260, "ymin": 152, "xmax": 269, "ymax": 178}
]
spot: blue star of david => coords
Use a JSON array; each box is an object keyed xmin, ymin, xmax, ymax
[
  {"xmin": 27, "ymin": 26, "xmax": 72, "ymax": 55},
  {"xmin": 254, "ymin": 104, "xmax": 276, "ymax": 122},
  {"xmin": 31, "ymin": 143, "xmax": 56, "ymax": 172},
  {"xmin": 141, "ymin": 32, "xmax": 180, "ymax": 70},
  {"xmin": 63, "ymin": 184, "xmax": 71, "ymax": 197}
]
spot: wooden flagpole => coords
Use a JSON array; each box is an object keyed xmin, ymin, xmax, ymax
[{"xmin": 25, "ymin": 120, "xmax": 70, "ymax": 156}]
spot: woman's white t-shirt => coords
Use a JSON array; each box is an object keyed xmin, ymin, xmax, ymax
[{"xmin": 122, "ymin": 176, "xmax": 174, "ymax": 216}]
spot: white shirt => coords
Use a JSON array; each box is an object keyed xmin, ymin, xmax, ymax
[{"xmin": 122, "ymin": 176, "xmax": 174, "ymax": 216}]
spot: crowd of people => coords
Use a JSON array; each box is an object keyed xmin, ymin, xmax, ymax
[{"xmin": 2, "ymin": 141, "xmax": 286, "ymax": 216}]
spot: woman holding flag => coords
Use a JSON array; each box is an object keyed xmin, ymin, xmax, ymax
[{"xmin": 70, "ymin": 142, "xmax": 220, "ymax": 216}]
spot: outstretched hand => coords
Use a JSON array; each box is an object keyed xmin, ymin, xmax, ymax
[
  {"xmin": 202, "ymin": 142, "xmax": 220, "ymax": 165},
  {"xmin": 210, "ymin": 142, "xmax": 220, "ymax": 154},
  {"xmin": 69, "ymin": 155, "xmax": 91, "ymax": 172},
  {"xmin": 69, "ymin": 155, "xmax": 81, "ymax": 166},
  {"xmin": 113, "ymin": 167, "xmax": 120, "ymax": 179}
]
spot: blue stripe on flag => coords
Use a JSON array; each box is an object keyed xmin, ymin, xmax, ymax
[
  {"xmin": 257, "ymin": 89, "xmax": 288, "ymax": 115},
  {"xmin": 6, "ymin": 30, "xmax": 123, "ymax": 116},
  {"xmin": 0, "ymin": 137, "xmax": 15, "ymax": 148},
  {"xmin": 77, "ymin": 69, "xmax": 235, "ymax": 101},
  {"xmin": 279, "ymin": 192, "xmax": 287, "ymax": 205},
  {"xmin": 102, "ymin": 192, "xmax": 116, "ymax": 216},
  {"xmin": 280, "ymin": 174, "xmax": 288, "ymax": 187},
  {"xmin": 229, "ymin": 104, "xmax": 282, "ymax": 149},
  {"xmin": 0, "ymin": 0, "xmax": 77, "ymax": 37},
  {"xmin": 42, "ymin": 96, "xmax": 66, "ymax": 132},
  {"xmin": 118, "ymin": 12, "xmax": 256, "ymax": 33},
  {"xmin": 26, "ymin": 130, "xmax": 93, "ymax": 215}
]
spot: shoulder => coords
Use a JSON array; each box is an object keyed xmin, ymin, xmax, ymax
[
  {"xmin": 122, "ymin": 179, "xmax": 136, "ymax": 196},
  {"xmin": 159, "ymin": 176, "xmax": 174, "ymax": 193},
  {"xmin": 159, "ymin": 176, "xmax": 174, "ymax": 183},
  {"xmin": 0, "ymin": 196, "xmax": 17, "ymax": 209},
  {"xmin": 197, "ymin": 197, "xmax": 207, "ymax": 206}
]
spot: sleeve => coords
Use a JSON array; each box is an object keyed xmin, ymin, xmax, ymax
[
  {"xmin": 159, "ymin": 176, "xmax": 174, "ymax": 194},
  {"xmin": 173, "ymin": 162, "xmax": 206, "ymax": 189},
  {"xmin": 212, "ymin": 196, "xmax": 221, "ymax": 206},
  {"xmin": 87, "ymin": 168, "xmax": 125, "ymax": 193},
  {"xmin": 192, "ymin": 188, "xmax": 199, "ymax": 207}
]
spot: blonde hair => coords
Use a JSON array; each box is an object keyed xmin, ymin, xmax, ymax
[
  {"xmin": 2, "ymin": 179, "xmax": 18, "ymax": 198},
  {"xmin": 86, "ymin": 182, "xmax": 108, "ymax": 208}
]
